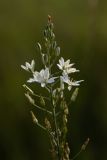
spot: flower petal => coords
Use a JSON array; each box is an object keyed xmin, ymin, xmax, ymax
[
  {"xmin": 31, "ymin": 60, "xmax": 35, "ymax": 72},
  {"xmin": 47, "ymin": 77, "xmax": 56, "ymax": 83},
  {"xmin": 44, "ymin": 68, "xmax": 49, "ymax": 80},
  {"xmin": 21, "ymin": 65, "xmax": 28, "ymax": 71},
  {"xmin": 57, "ymin": 64, "xmax": 63, "ymax": 70}
]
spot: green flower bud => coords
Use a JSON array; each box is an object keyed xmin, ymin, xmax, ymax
[
  {"xmin": 55, "ymin": 47, "xmax": 60, "ymax": 56},
  {"xmin": 71, "ymin": 88, "xmax": 79, "ymax": 102}
]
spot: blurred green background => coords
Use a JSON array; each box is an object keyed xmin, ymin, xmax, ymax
[{"xmin": 0, "ymin": 0, "xmax": 107, "ymax": 159}]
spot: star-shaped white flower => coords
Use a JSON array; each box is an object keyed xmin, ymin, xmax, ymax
[
  {"xmin": 27, "ymin": 68, "xmax": 57, "ymax": 87},
  {"xmin": 21, "ymin": 60, "xmax": 35, "ymax": 72},
  {"xmin": 61, "ymin": 73, "xmax": 84, "ymax": 91},
  {"xmin": 57, "ymin": 57, "xmax": 79, "ymax": 74},
  {"xmin": 67, "ymin": 79, "xmax": 84, "ymax": 91}
]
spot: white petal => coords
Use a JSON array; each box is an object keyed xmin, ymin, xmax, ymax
[
  {"xmin": 72, "ymin": 82, "xmax": 80, "ymax": 86},
  {"xmin": 40, "ymin": 69, "xmax": 45, "ymax": 77},
  {"xmin": 21, "ymin": 65, "xmax": 28, "ymax": 71},
  {"xmin": 36, "ymin": 73, "xmax": 43, "ymax": 82},
  {"xmin": 67, "ymin": 63, "xmax": 74, "ymax": 68},
  {"xmin": 57, "ymin": 64, "xmax": 63, "ymax": 70},
  {"xmin": 44, "ymin": 68, "xmax": 49, "ymax": 79},
  {"xmin": 27, "ymin": 78, "xmax": 35, "ymax": 83},
  {"xmin": 26, "ymin": 62, "xmax": 31, "ymax": 68},
  {"xmin": 65, "ymin": 59, "xmax": 70, "ymax": 66},
  {"xmin": 59, "ymin": 57, "xmax": 64, "ymax": 66},
  {"xmin": 61, "ymin": 74, "xmax": 69, "ymax": 83},
  {"xmin": 31, "ymin": 60, "xmax": 35, "ymax": 71},
  {"xmin": 67, "ymin": 68, "xmax": 79, "ymax": 74},
  {"xmin": 48, "ymin": 77, "xmax": 56, "ymax": 83}
]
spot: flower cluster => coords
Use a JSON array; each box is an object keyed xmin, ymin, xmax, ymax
[
  {"xmin": 21, "ymin": 57, "xmax": 83, "ymax": 90},
  {"xmin": 21, "ymin": 16, "xmax": 86, "ymax": 160}
]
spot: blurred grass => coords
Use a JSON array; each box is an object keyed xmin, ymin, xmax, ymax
[{"xmin": 0, "ymin": 0, "xmax": 107, "ymax": 159}]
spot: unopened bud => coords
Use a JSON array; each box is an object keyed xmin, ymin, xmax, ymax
[
  {"xmin": 65, "ymin": 142, "xmax": 70, "ymax": 156},
  {"xmin": 48, "ymin": 15, "xmax": 52, "ymax": 23},
  {"xmin": 25, "ymin": 92, "xmax": 35, "ymax": 105},
  {"xmin": 81, "ymin": 138, "xmax": 90, "ymax": 151},
  {"xmin": 45, "ymin": 117, "xmax": 51, "ymax": 130},
  {"xmin": 37, "ymin": 42, "xmax": 42, "ymax": 52},
  {"xmin": 63, "ymin": 115, "xmax": 67, "ymax": 123},
  {"xmin": 23, "ymin": 84, "xmax": 34, "ymax": 95},
  {"xmin": 41, "ymin": 53, "xmax": 48, "ymax": 66},
  {"xmin": 56, "ymin": 47, "xmax": 60, "ymax": 56},
  {"xmin": 64, "ymin": 107, "xmax": 69, "ymax": 115},
  {"xmin": 71, "ymin": 88, "xmax": 79, "ymax": 102},
  {"xmin": 30, "ymin": 111, "xmax": 38, "ymax": 124},
  {"xmin": 52, "ymin": 89, "xmax": 56, "ymax": 98}
]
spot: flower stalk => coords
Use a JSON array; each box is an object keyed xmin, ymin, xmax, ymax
[{"xmin": 21, "ymin": 15, "xmax": 88, "ymax": 160}]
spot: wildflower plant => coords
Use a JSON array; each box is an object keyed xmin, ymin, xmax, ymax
[{"xmin": 21, "ymin": 16, "xmax": 89, "ymax": 160}]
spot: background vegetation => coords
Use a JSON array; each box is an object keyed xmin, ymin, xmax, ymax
[{"xmin": 0, "ymin": 0, "xmax": 107, "ymax": 159}]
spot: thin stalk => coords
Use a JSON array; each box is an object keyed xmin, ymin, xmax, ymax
[
  {"xmin": 71, "ymin": 149, "xmax": 82, "ymax": 160},
  {"xmin": 50, "ymin": 87, "xmax": 60, "ymax": 160},
  {"xmin": 33, "ymin": 93, "xmax": 50, "ymax": 100},
  {"xmin": 37, "ymin": 123, "xmax": 47, "ymax": 131},
  {"xmin": 33, "ymin": 103, "xmax": 52, "ymax": 115}
]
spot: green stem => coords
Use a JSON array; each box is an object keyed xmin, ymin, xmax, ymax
[
  {"xmin": 50, "ymin": 87, "xmax": 60, "ymax": 160},
  {"xmin": 71, "ymin": 149, "xmax": 82, "ymax": 160},
  {"xmin": 33, "ymin": 103, "xmax": 52, "ymax": 115},
  {"xmin": 33, "ymin": 93, "xmax": 50, "ymax": 100}
]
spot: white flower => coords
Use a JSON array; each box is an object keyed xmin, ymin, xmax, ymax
[
  {"xmin": 61, "ymin": 73, "xmax": 84, "ymax": 91},
  {"xmin": 67, "ymin": 80, "xmax": 84, "ymax": 91},
  {"xmin": 57, "ymin": 57, "xmax": 79, "ymax": 74},
  {"xmin": 21, "ymin": 60, "xmax": 35, "ymax": 72},
  {"xmin": 27, "ymin": 68, "xmax": 57, "ymax": 87},
  {"xmin": 60, "ymin": 73, "xmax": 69, "ymax": 84}
]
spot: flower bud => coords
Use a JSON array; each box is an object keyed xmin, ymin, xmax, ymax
[
  {"xmin": 55, "ymin": 47, "xmax": 60, "ymax": 56},
  {"xmin": 71, "ymin": 88, "xmax": 79, "ymax": 102},
  {"xmin": 64, "ymin": 107, "xmax": 69, "ymax": 115},
  {"xmin": 25, "ymin": 92, "xmax": 35, "ymax": 105},
  {"xmin": 23, "ymin": 84, "xmax": 34, "ymax": 95},
  {"xmin": 81, "ymin": 138, "xmax": 90, "ymax": 151},
  {"xmin": 44, "ymin": 117, "xmax": 51, "ymax": 130},
  {"xmin": 30, "ymin": 111, "xmax": 38, "ymax": 124},
  {"xmin": 37, "ymin": 42, "xmax": 42, "ymax": 52}
]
